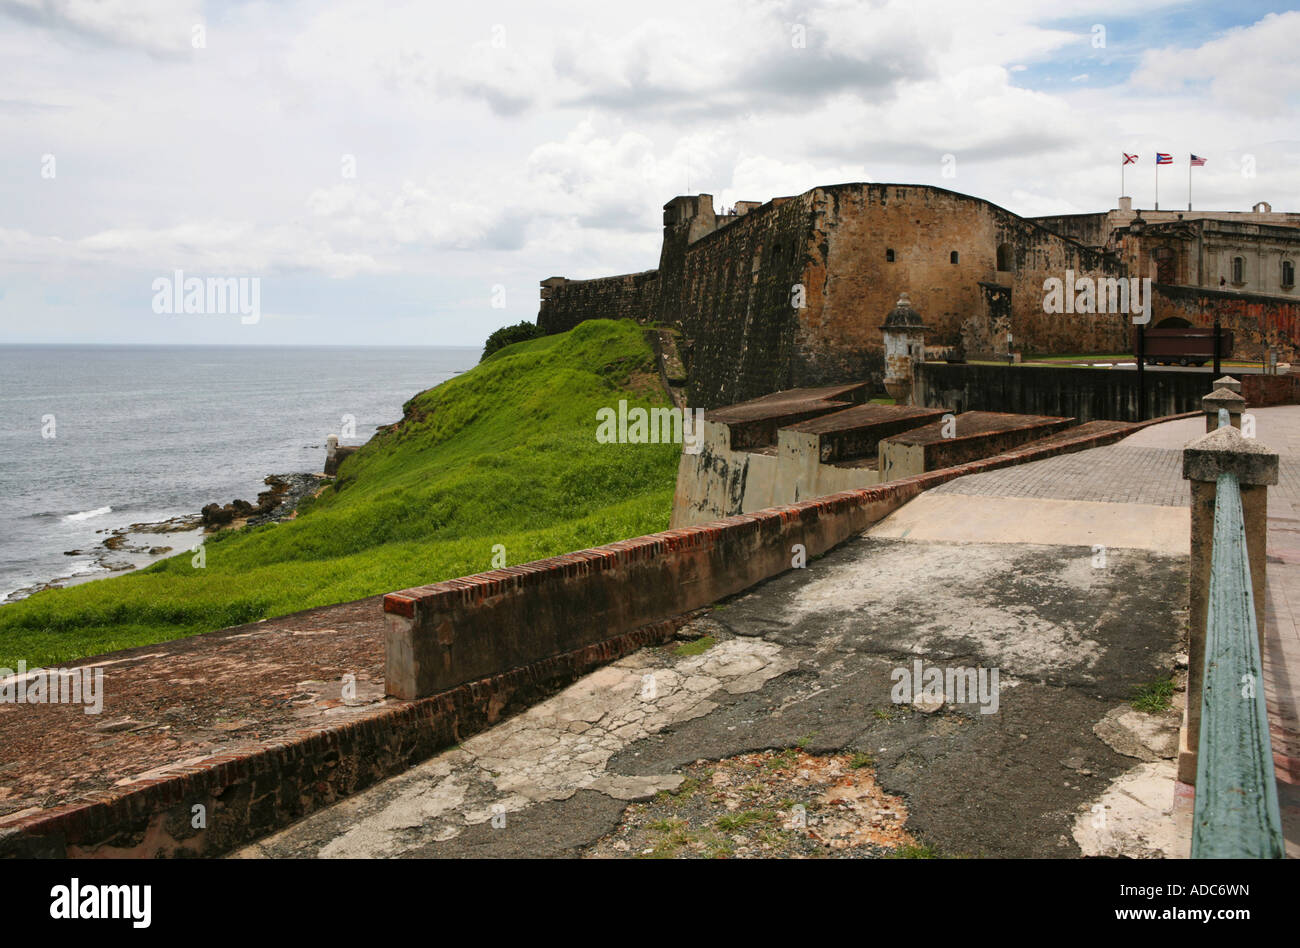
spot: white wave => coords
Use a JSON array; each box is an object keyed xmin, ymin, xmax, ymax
[{"xmin": 64, "ymin": 505, "xmax": 113, "ymax": 522}]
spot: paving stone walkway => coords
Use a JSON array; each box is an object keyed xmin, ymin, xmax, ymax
[
  {"xmin": 929, "ymin": 444, "xmax": 1188, "ymax": 507},
  {"xmin": 921, "ymin": 409, "xmax": 1300, "ymax": 856}
]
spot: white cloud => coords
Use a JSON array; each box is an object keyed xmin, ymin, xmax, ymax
[
  {"xmin": 0, "ymin": 0, "xmax": 202, "ymax": 54},
  {"xmin": 1130, "ymin": 11, "xmax": 1300, "ymax": 117}
]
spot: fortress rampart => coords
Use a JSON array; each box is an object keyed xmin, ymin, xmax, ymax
[{"xmin": 538, "ymin": 183, "xmax": 1131, "ymax": 408}]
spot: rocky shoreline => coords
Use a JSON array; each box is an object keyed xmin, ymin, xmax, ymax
[
  {"xmin": 3, "ymin": 472, "xmax": 328, "ymax": 604},
  {"xmin": 199, "ymin": 473, "xmax": 325, "ymax": 529}
]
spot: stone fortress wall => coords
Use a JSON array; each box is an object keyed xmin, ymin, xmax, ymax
[
  {"xmin": 539, "ymin": 184, "xmax": 1133, "ymax": 408},
  {"xmin": 538, "ymin": 184, "xmax": 1300, "ymax": 409}
]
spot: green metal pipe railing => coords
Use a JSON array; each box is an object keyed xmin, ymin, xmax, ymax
[{"xmin": 1191, "ymin": 464, "xmax": 1286, "ymax": 858}]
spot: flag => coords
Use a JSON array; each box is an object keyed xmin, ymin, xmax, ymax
[
  {"xmin": 1190, "ymin": 154, "xmax": 1207, "ymax": 166},
  {"xmin": 1156, "ymin": 153, "xmax": 1173, "ymax": 165},
  {"xmin": 1123, "ymin": 153, "xmax": 1138, "ymax": 165}
]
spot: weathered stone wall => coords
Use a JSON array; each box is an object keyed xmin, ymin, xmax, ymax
[
  {"xmin": 658, "ymin": 185, "xmax": 1131, "ymax": 407},
  {"xmin": 539, "ymin": 184, "xmax": 1141, "ymax": 408},
  {"xmin": 798, "ymin": 184, "xmax": 1128, "ymax": 366},
  {"xmin": 384, "ymin": 477, "xmax": 934, "ymax": 700},
  {"xmin": 1030, "ymin": 212, "xmax": 1112, "ymax": 248},
  {"xmin": 537, "ymin": 270, "xmax": 659, "ymax": 334},
  {"xmin": 0, "ymin": 620, "xmax": 683, "ymax": 858},
  {"xmin": 1120, "ymin": 220, "xmax": 1300, "ymax": 298},
  {"xmin": 667, "ymin": 196, "xmax": 816, "ymax": 407},
  {"xmin": 1150, "ymin": 283, "xmax": 1300, "ymax": 361}
]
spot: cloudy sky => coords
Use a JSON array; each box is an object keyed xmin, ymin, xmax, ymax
[{"xmin": 2, "ymin": 0, "xmax": 1297, "ymax": 347}]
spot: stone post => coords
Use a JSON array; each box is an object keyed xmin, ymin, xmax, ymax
[
  {"xmin": 1178, "ymin": 420, "xmax": 1278, "ymax": 784},
  {"xmin": 1213, "ymin": 375, "xmax": 1241, "ymax": 395},
  {"xmin": 1202, "ymin": 387, "xmax": 1244, "ymax": 432}
]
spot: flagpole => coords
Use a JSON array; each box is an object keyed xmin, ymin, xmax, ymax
[
  {"xmin": 1188, "ymin": 157, "xmax": 1193, "ymax": 211},
  {"xmin": 1155, "ymin": 158, "xmax": 1159, "ymax": 210}
]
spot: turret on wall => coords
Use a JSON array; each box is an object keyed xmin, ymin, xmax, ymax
[{"xmin": 880, "ymin": 293, "xmax": 928, "ymax": 405}]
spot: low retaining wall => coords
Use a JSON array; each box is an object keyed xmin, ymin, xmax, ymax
[
  {"xmin": 383, "ymin": 485, "xmax": 922, "ymax": 699},
  {"xmin": 916, "ymin": 362, "xmax": 1216, "ymax": 422},
  {"xmin": 0, "ymin": 618, "xmax": 685, "ymax": 858},
  {"xmin": 384, "ymin": 409, "xmax": 1200, "ymax": 700},
  {"xmin": 1242, "ymin": 374, "xmax": 1300, "ymax": 407}
]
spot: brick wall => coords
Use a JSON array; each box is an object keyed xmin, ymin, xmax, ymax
[{"xmin": 1243, "ymin": 374, "xmax": 1300, "ymax": 407}]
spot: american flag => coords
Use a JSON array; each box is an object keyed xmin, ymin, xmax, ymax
[
  {"xmin": 1156, "ymin": 153, "xmax": 1173, "ymax": 165},
  {"xmin": 1123, "ymin": 153, "xmax": 1138, "ymax": 165},
  {"xmin": 1190, "ymin": 154, "xmax": 1207, "ymax": 166}
]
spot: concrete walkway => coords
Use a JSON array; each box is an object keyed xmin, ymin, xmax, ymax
[{"xmin": 876, "ymin": 409, "xmax": 1300, "ymax": 856}]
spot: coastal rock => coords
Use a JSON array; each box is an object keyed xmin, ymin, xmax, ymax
[{"xmin": 202, "ymin": 474, "xmax": 324, "ymax": 529}]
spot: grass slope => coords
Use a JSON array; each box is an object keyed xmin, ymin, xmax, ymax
[{"xmin": 0, "ymin": 320, "xmax": 681, "ymax": 668}]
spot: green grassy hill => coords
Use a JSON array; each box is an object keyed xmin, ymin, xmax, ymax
[{"xmin": 0, "ymin": 320, "xmax": 681, "ymax": 668}]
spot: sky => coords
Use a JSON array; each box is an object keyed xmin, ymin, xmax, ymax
[{"xmin": 1, "ymin": 0, "xmax": 1298, "ymax": 347}]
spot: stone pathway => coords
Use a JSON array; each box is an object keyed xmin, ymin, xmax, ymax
[
  {"xmin": 929, "ymin": 443, "xmax": 1188, "ymax": 507},
  {"xmin": 902, "ymin": 409, "xmax": 1300, "ymax": 857}
]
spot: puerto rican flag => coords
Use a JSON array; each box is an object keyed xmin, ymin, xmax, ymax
[
  {"xmin": 1123, "ymin": 153, "xmax": 1138, "ymax": 164},
  {"xmin": 1190, "ymin": 154, "xmax": 1207, "ymax": 166},
  {"xmin": 1156, "ymin": 153, "xmax": 1173, "ymax": 164}
]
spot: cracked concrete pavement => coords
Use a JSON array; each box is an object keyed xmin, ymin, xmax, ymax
[{"xmin": 237, "ymin": 529, "xmax": 1186, "ymax": 859}]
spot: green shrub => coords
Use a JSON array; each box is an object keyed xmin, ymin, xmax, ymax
[{"xmin": 480, "ymin": 320, "xmax": 543, "ymax": 362}]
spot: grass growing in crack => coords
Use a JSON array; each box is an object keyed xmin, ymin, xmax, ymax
[
  {"xmin": 654, "ymin": 773, "xmax": 708, "ymax": 807},
  {"xmin": 764, "ymin": 748, "xmax": 799, "ymax": 771},
  {"xmin": 849, "ymin": 752, "xmax": 875, "ymax": 769},
  {"xmin": 1131, "ymin": 677, "xmax": 1175, "ymax": 713},
  {"xmin": 674, "ymin": 635, "xmax": 716, "ymax": 657},
  {"xmin": 716, "ymin": 809, "xmax": 778, "ymax": 831},
  {"xmin": 873, "ymin": 706, "xmax": 907, "ymax": 721},
  {"xmin": 889, "ymin": 842, "xmax": 940, "ymax": 859},
  {"xmin": 645, "ymin": 818, "xmax": 692, "ymax": 858}
]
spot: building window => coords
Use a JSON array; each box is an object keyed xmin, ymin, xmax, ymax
[
  {"xmin": 950, "ymin": 251, "xmax": 959, "ymax": 264},
  {"xmin": 1232, "ymin": 256, "xmax": 1244, "ymax": 284},
  {"xmin": 886, "ymin": 248, "xmax": 895, "ymax": 263},
  {"xmin": 996, "ymin": 243, "xmax": 1014, "ymax": 271},
  {"xmin": 1283, "ymin": 260, "xmax": 1295, "ymax": 288}
]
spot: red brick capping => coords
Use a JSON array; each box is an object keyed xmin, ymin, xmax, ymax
[
  {"xmin": 383, "ymin": 410, "xmax": 1200, "ymax": 699},
  {"xmin": 0, "ymin": 617, "xmax": 687, "ymax": 858}
]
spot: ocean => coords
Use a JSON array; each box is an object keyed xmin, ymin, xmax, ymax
[{"xmin": 0, "ymin": 345, "xmax": 480, "ymax": 600}]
